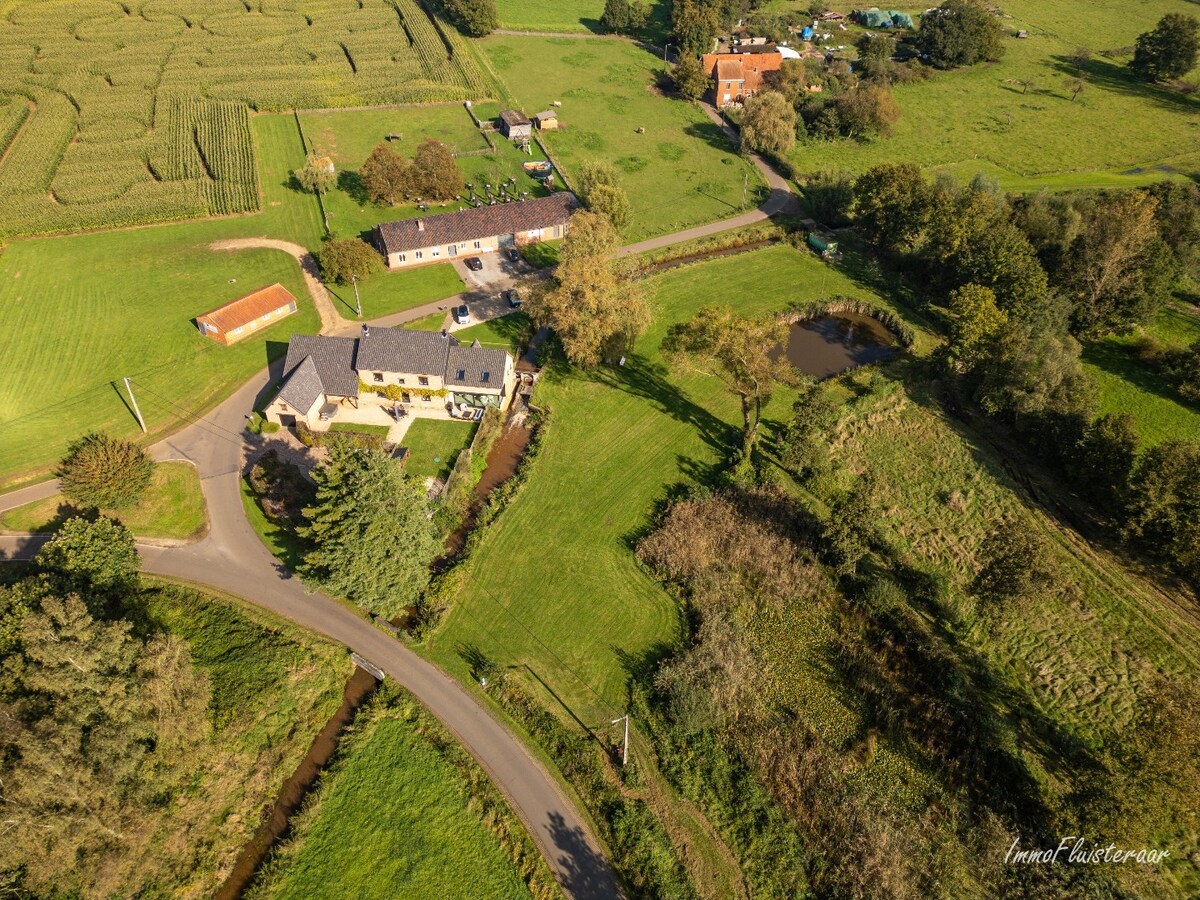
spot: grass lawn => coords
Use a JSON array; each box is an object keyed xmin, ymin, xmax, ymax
[
  {"xmin": 428, "ymin": 243, "xmax": 920, "ymax": 718},
  {"xmin": 252, "ymin": 693, "xmax": 536, "ymax": 900},
  {"xmin": 299, "ymin": 105, "xmax": 554, "ymax": 241},
  {"xmin": 480, "ymin": 36, "xmax": 767, "ymax": 242},
  {"xmin": 453, "ymin": 311, "xmax": 532, "ymax": 354},
  {"xmin": 241, "ymin": 477, "xmax": 309, "ymax": 572},
  {"xmin": 401, "ymin": 419, "xmax": 477, "ymax": 480},
  {"xmin": 786, "ymin": 0, "xmax": 1200, "ymax": 190},
  {"xmin": 0, "ymin": 114, "xmax": 324, "ymax": 489},
  {"xmin": 327, "ymin": 422, "xmax": 392, "ymax": 437},
  {"xmin": 0, "ymin": 461, "xmax": 205, "ymax": 540},
  {"xmin": 325, "ymin": 264, "xmax": 465, "ymax": 321},
  {"xmin": 493, "ymin": 0, "xmax": 670, "ymax": 38},
  {"xmin": 404, "ymin": 310, "xmax": 453, "ymax": 331}
]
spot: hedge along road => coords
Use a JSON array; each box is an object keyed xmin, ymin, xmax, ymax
[{"xmin": 0, "ymin": 139, "xmax": 801, "ymax": 898}]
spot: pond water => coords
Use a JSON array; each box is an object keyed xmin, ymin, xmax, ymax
[{"xmin": 776, "ymin": 313, "xmax": 898, "ymax": 379}]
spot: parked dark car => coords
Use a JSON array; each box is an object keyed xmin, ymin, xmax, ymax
[
  {"xmin": 503, "ymin": 289, "xmax": 522, "ymax": 308},
  {"xmin": 464, "ymin": 257, "xmax": 483, "ymax": 271},
  {"xmin": 507, "ymin": 248, "xmax": 520, "ymax": 262}
]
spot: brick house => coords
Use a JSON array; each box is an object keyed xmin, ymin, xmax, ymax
[
  {"xmin": 264, "ymin": 326, "xmax": 516, "ymax": 428},
  {"xmin": 195, "ymin": 283, "xmax": 298, "ymax": 345},
  {"xmin": 373, "ymin": 192, "xmax": 578, "ymax": 270},
  {"xmin": 701, "ymin": 49, "xmax": 784, "ymax": 107}
]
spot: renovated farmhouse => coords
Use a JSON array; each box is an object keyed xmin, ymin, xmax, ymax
[
  {"xmin": 373, "ymin": 192, "xmax": 577, "ymax": 269},
  {"xmin": 264, "ymin": 325, "xmax": 516, "ymax": 429}
]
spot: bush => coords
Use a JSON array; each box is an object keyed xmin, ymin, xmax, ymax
[{"xmin": 57, "ymin": 432, "xmax": 154, "ymax": 509}]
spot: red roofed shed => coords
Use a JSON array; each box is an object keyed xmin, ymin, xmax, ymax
[{"xmin": 196, "ymin": 283, "xmax": 298, "ymax": 345}]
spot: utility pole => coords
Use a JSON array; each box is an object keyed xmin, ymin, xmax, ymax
[
  {"xmin": 351, "ymin": 274, "xmax": 362, "ymax": 319},
  {"xmin": 123, "ymin": 377, "xmax": 146, "ymax": 433},
  {"xmin": 742, "ymin": 169, "xmax": 748, "ymax": 210},
  {"xmin": 611, "ymin": 715, "xmax": 630, "ymax": 766}
]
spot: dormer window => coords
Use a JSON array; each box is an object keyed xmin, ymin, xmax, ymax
[{"xmin": 481, "ymin": 371, "xmax": 490, "ymax": 383}]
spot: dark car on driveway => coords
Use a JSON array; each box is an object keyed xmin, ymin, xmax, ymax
[
  {"xmin": 464, "ymin": 257, "xmax": 483, "ymax": 271},
  {"xmin": 507, "ymin": 248, "xmax": 520, "ymax": 262},
  {"xmin": 503, "ymin": 289, "xmax": 522, "ymax": 308}
]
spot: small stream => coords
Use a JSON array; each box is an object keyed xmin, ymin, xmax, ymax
[
  {"xmin": 216, "ymin": 667, "xmax": 380, "ymax": 899},
  {"xmin": 440, "ymin": 422, "xmax": 533, "ymax": 561}
]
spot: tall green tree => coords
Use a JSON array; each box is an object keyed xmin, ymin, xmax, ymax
[
  {"xmin": 586, "ymin": 182, "xmax": 632, "ymax": 231},
  {"xmin": 672, "ymin": 0, "xmax": 719, "ymax": 56},
  {"xmin": 740, "ymin": 90, "xmax": 797, "ymax": 157},
  {"xmin": 1130, "ymin": 13, "xmax": 1200, "ymax": 81},
  {"xmin": 527, "ymin": 211, "xmax": 649, "ymax": 367},
  {"xmin": 315, "ymin": 237, "xmax": 383, "ymax": 285},
  {"xmin": 974, "ymin": 322, "xmax": 1096, "ymax": 423},
  {"xmin": 852, "ymin": 163, "xmax": 933, "ymax": 255},
  {"xmin": 821, "ymin": 474, "xmax": 878, "ymax": 575},
  {"xmin": 36, "ymin": 515, "xmax": 140, "ymax": 598},
  {"xmin": 58, "ymin": 432, "xmax": 154, "ymax": 510},
  {"xmin": 359, "ymin": 143, "xmax": 411, "ymax": 206},
  {"xmin": 662, "ymin": 306, "xmax": 793, "ymax": 460},
  {"xmin": 409, "ymin": 138, "xmax": 463, "ymax": 201},
  {"xmin": 778, "ymin": 376, "xmax": 837, "ymax": 479},
  {"xmin": 439, "ymin": 0, "xmax": 499, "ymax": 36},
  {"xmin": 1123, "ymin": 440, "xmax": 1200, "ymax": 584},
  {"xmin": 946, "ymin": 283, "xmax": 1007, "ymax": 372},
  {"xmin": 970, "ymin": 520, "xmax": 1059, "ymax": 609},
  {"xmin": 672, "ymin": 53, "xmax": 710, "ymax": 101},
  {"xmin": 577, "ymin": 159, "xmax": 618, "ymax": 201},
  {"xmin": 299, "ymin": 444, "xmax": 439, "ymax": 617},
  {"xmin": 601, "ymin": 0, "xmax": 648, "ymax": 34},
  {"xmin": 917, "ymin": 0, "xmax": 1005, "ymax": 69},
  {"xmin": 1071, "ymin": 413, "xmax": 1138, "ymax": 511}
]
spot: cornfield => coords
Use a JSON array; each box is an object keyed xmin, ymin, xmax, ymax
[{"xmin": 0, "ymin": 0, "xmax": 494, "ymax": 237}]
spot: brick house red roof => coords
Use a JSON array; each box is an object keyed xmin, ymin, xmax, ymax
[
  {"xmin": 716, "ymin": 59, "xmax": 745, "ymax": 82},
  {"xmin": 197, "ymin": 283, "xmax": 297, "ymax": 333},
  {"xmin": 702, "ymin": 51, "xmax": 783, "ymax": 95},
  {"xmin": 374, "ymin": 192, "xmax": 578, "ymax": 256}
]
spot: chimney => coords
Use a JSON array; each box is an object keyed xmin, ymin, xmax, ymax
[
  {"xmin": 440, "ymin": 328, "xmax": 447, "ymax": 338},
  {"xmin": 417, "ymin": 219, "xmax": 425, "ymax": 232}
]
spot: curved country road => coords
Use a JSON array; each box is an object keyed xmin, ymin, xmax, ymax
[
  {"xmin": 0, "ymin": 122, "xmax": 798, "ymax": 898},
  {"xmin": 0, "ymin": 364, "xmax": 620, "ymax": 900}
]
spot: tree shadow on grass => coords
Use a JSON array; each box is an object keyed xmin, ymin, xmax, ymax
[
  {"xmin": 337, "ymin": 169, "xmax": 369, "ymax": 205},
  {"xmin": 1082, "ymin": 339, "xmax": 1198, "ymax": 411},
  {"xmin": 590, "ymin": 354, "xmax": 739, "ymax": 456},
  {"xmin": 682, "ymin": 120, "xmax": 739, "ymax": 154},
  {"xmin": 1047, "ymin": 54, "xmax": 1200, "ymax": 116}
]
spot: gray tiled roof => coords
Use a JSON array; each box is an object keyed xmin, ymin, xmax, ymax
[
  {"xmin": 375, "ymin": 192, "xmax": 577, "ymax": 256},
  {"xmin": 277, "ymin": 355, "xmax": 324, "ymax": 411},
  {"xmin": 356, "ymin": 326, "xmax": 454, "ymax": 375},
  {"xmin": 446, "ymin": 344, "xmax": 509, "ymax": 391},
  {"xmin": 500, "ymin": 109, "xmax": 531, "ymax": 126},
  {"xmin": 281, "ymin": 334, "xmax": 359, "ymax": 398}
]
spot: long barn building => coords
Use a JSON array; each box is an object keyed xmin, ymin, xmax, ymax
[{"xmin": 373, "ymin": 191, "xmax": 578, "ymax": 269}]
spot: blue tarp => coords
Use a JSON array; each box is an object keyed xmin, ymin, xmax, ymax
[{"xmin": 801, "ymin": 26, "xmax": 814, "ymax": 40}]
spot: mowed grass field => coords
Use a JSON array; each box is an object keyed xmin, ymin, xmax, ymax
[
  {"xmin": 0, "ymin": 113, "xmax": 468, "ymax": 488},
  {"xmin": 299, "ymin": 105, "xmax": 553, "ymax": 241},
  {"xmin": 251, "ymin": 701, "xmax": 534, "ymax": 900},
  {"xmin": 429, "ymin": 244, "xmax": 916, "ymax": 717},
  {"xmin": 786, "ymin": 0, "xmax": 1200, "ymax": 189},
  {"xmin": 480, "ymin": 36, "xmax": 767, "ymax": 241},
  {"xmin": 492, "ymin": 0, "xmax": 669, "ymax": 34},
  {"xmin": 0, "ymin": 461, "xmax": 206, "ymax": 540},
  {"xmin": 402, "ymin": 419, "xmax": 477, "ymax": 480}
]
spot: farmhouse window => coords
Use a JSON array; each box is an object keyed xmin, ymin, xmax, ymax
[
  {"xmin": 432, "ymin": 248, "xmax": 440, "ymax": 257},
  {"xmin": 373, "ymin": 372, "xmax": 384, "ymax": 383},
  {"xmin": 415, "ymin": 251, "xmax": 423, "ymax": 260},
  {"xmin": 418, "ymin": 376, "xmax": 429, "ymax": 387},
  {"xmin": 398, "ymin": 378, "xmax": 406, "ymax": 385},
  {"xmin": 473, "ymin": 240, "xmax": 481, "ymax": 249},
  {"xmin": 398, "ymin": 253, "xmax": 407, "ymax": 262}
]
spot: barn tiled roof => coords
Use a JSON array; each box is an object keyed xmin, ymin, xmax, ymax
[
  {"xmin": 375, "ymin": 192, "xmax": 578, "ymax": 256},
  {"xmin": 716, "ymin": 59, "xmax": 745, "ymax": 82},
  {"xmin": 197, "ymin": 283, "xmax": 296, "ymax": 333},
  {"xmin": 356, "ymin": 325, "xmax": 455, "ymax": 374},
  {"xmin": 281, "ymin": 334, "xmax": 359, "ymax": 398},
  {"xmin": 446, "ymin": 344, "xmax": 509, "ymax": 391}
]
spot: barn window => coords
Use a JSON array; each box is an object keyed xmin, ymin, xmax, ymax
[
  {"xmin": 398, "ymin": 253, "xmax": 407, "ymax": 262},
  {"xmin": 473, "ymin": 240, "xmax": 481, "ymax": 249},
  {"xmin": 415, "ymin": 251, "xmax": 423, "ymax": 260}
]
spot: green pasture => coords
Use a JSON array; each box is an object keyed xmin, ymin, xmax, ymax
[
  {"xmin": 299, "ymin": 105, "xmax": 552, "ymax": 241},
  {"xmin": 401, "ymin": 419, "xmax": 477, "ymax": 480},
  {"xmin": 492, "ymin": 0, "xmax": 670, "ymax": 35},
  {"xmin": 787, "ymin": 0, "xmax": 1200, "ymax": 189},
  {"xmin": 0, "ymin": 461, "xmax": 206, "ymax": 540},
  {"xmin": 326, "ymin": 263, "xmax": 465, "ymax": 320},
  {"xmin": 480, "ymin": 35, "xmax": 768, "ymax": 241},
  {"xmin": 428, "ymin": 243, "xmax": 917, "ymax": 717},
  {"xmin": 253, "ymin": 704, "xmax": 532, "ymax": 900},
  {"xmin": 453, "ymin": 311, "xmax": 531, "ymax": 354}
]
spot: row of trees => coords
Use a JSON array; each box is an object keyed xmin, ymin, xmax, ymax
[{"xmin": 360, "ymin": 138, "xmax": 464, "ymax": 206}]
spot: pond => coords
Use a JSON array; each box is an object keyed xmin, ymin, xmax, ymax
[{"xmin": 776, "ymin": 313, "xmax": 898, "ymax": 379}]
